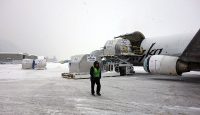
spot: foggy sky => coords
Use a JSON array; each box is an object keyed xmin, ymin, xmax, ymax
[{"xmin": 0, "ymin": 0, "xmax": 200, "ymax": 60}]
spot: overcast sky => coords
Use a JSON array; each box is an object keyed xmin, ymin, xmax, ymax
[{"xmin": 0, "ymin": 0, "xmax": 200, "ymax": 60}]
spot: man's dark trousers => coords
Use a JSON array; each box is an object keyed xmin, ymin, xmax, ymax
[{"xmin": 90, "ymin": 77, "xmax": 101, "ymax": 94}]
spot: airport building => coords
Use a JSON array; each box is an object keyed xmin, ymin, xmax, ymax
[{"xmin": 0, "ymin": 52, "xmax": 37, "ymax": 64}]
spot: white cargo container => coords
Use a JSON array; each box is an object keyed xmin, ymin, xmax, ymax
[
  {"xmin": 22, "ymin": 59, "xmax": 46, "ymax": 70},
  {"xmin": 22, "ymin": 59, "xmax": 33, "ymax": 69},
  {"xmin": 34, "ymin": 59, "xmax": 47, "ymax": 70}
]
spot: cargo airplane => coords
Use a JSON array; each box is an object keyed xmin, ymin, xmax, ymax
[{"xmin": 102, "ymin": 29, "xmax": 200, "ymax": 76}]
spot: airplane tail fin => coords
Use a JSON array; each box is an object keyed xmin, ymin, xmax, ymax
[{"xmin": 180, "ymin": 29, "xmax": 200, "ymax": 63}]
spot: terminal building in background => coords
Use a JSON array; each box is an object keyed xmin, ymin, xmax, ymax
[{"xmin": 0, "ymin": 52, "xmax": 37, "ymax": 64}]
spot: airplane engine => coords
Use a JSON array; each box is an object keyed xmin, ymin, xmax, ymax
[{"xmin": 143, "ymin": 55, "xmax": 190, "ymax": 75}]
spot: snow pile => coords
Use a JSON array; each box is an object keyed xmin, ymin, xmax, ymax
[
  {"xmin": 102, "ymin": 71, "xmax": 119, "ymax": 77},
  {"xmin": 183, "ymin": 71, "xmax": 200, "ymax": 76},
  {"xmin": 46, "ymin": 62, "xmax": 68, "ymax": 72},
  {"xmin": 133, "ymin": 66, "xmax": 148, "ymax": 73}
]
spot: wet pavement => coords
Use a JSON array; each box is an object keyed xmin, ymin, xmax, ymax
[{"xmin": 0, "ymin": 64, "xmax": 200, "ymax": 115}]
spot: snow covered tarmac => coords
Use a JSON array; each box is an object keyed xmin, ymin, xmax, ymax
[{"xmin": 0, "ymin": 63, "xmax": 200, "ymax": 115}]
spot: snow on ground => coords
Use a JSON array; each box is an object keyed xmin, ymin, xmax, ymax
[
  {"xmin": 46, "ymin": 62, "xmax": 68, "ymax": 72},
  {"xmin": 0, "ymin": 63, "xmax": 200, "ymax": 115},
  {"xmin": 102, "ymin": 71, "xmax": 119, "ymax": 77},
  {"xmin": 0, "ymin": 63, "xmax": 199, "ymax": 80},
  {"xmin": 102, "ymin": 66, "xmax": 147, "ymax": 77},
  {"xmin": 0, "ymin": 63, "xmax": 69, "ymax": 80}
]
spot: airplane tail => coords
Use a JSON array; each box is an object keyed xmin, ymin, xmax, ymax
[{"xmin": 180, "ymin": 29, "xmax": 200, "ymax": 63}]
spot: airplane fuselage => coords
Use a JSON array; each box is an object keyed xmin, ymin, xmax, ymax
[{"xmin": 138, "ymin": 34, "xmax": 193, "ymax": 63}]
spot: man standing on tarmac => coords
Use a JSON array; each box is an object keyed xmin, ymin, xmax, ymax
[{"xmin": 90, "ymin": 61, "xmax": 101, "ymax": 96}]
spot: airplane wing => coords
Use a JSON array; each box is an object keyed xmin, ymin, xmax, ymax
[{"xmin": 180, "ymin": 29, "xmax": 200, "ymax": 63}]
